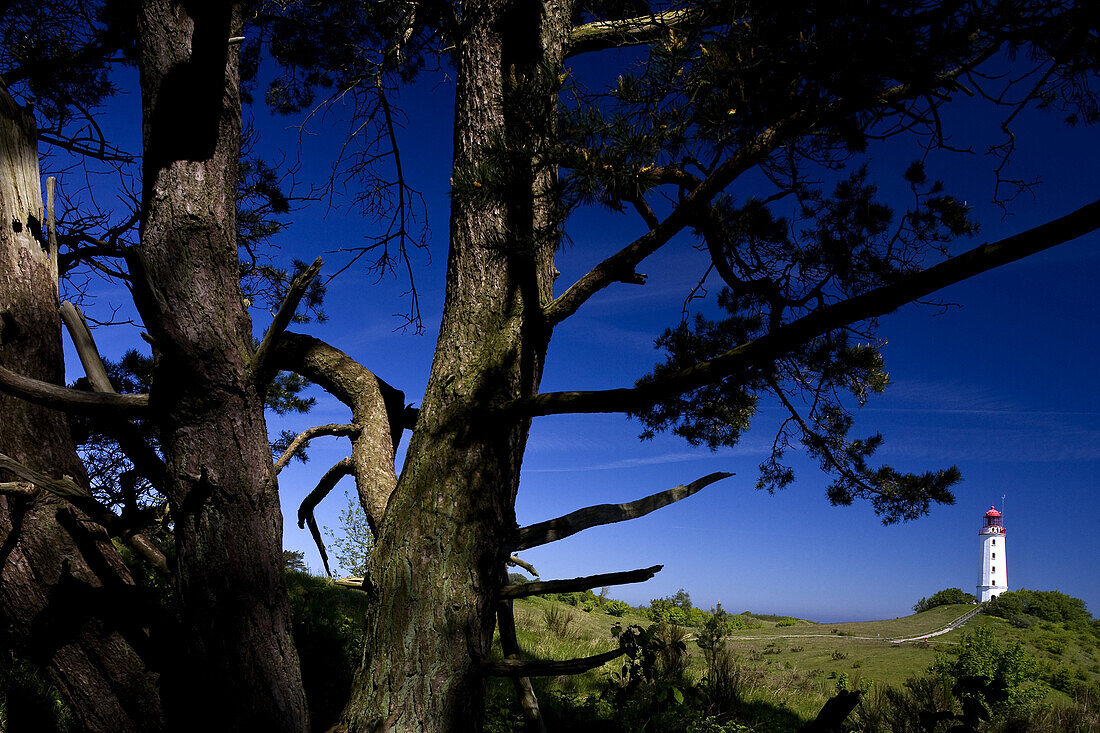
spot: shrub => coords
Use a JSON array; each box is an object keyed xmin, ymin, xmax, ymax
[
  {"xmin": 776, "ymin": 618, "xmax": 797, "ymax": 627},
  {"xmin": 696, "ymin": 602, "xmax": 731, "ymax": 664},
  {"xmin": 913, "ymin": 587, "xmax": 977, "ymax": 613},
  {"xmin": 605, "ymin": 600, "xmax": 630, "ymax": 617},
  {"xmin": 932, "ymin": 625, "xmax": 1043, "ymax": 723},
  {"xmin": 985, "ymin": 589, "xmax": 1093, "ymax": 627},
  {"xmin": 831, "ymin": 649, "xmax": 849, "ymax": 660}
]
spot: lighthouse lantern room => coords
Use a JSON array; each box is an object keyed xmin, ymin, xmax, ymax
[{"xmin": 977, "ymin": 505, "xmax": 1007, "ymax": 602}]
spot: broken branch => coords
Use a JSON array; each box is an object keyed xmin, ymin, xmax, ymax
[
  {"xmin": 483, "ymin": 648, "xmax": 626, "ymax": 678},
  {"xmin": 298, "ymin": 456, "xmax": 354, "ymax": 576},
  {"xmin": 513, "ymin": 472, "xmax": 732, "ymax": 550},
  {"xmin": 506, "ymin": 554, "xmax": 539, "ymax": 578},
  {"xmin": 499, "ymin": 565, "xmax": 663, "ymax": 599},
  {"xmin": 273, "ymin": 422, "xmax": 358, "ymax": 474},
  {"xmin": 0, "ymin": 362, "xmax": 149, "ymax": 416},
  {"xmin": 60, "ymin": 301, "xmax": 113, "ymax": 393},
  {"xmin": 567, "ymin": 7, "xmax": 713, "ymax": 57},
  {"xmin": 0, "ymin": 452, "xmax": 169, "ymax": 575},
  {"xmin": 250, "ymin": 256, "xmax": 323, "ymax": 388}
]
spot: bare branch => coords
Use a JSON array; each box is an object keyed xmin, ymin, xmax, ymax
[
  {"xmin": 566, "ymin": 8, "xmax": 713, "ymax": 58},
  {"xmin": 499, "ymin": 565, "xmax": 663, "ymax": 599},
  {"xmin": 0, "ymin": 481, "xmax": 36, "ymax": 496},
  {"xmin": 298, "ymin": 457, "xmax": 354, "ymax": 577},
  {"xmin": 513, "ymin": 472, "xmax": 732, "ymax": 550},
  {"xmin": 273, "ymin": 422, "xmax": 358, "ymax": 474},
  {"xmin": 251, "ymin": 256, "xmax": 323, "ymax": 387},
  {"xmin": 483, "ymin": 648, "xmax": 626, "ymax": 678},
  {"xmin": 0, "ymin": 452, "xmax": 85, "ymax": 497},
  {"xmin": 0, "ymin": 452, "xmax": 169, "ymax": 575},
  {"xmin": 0, "ymin": 362, "xmax": 149, "ymax": 416},
  {"xmin": 60, "ymin": 301, "xmax": 112, "ymax": 392},
  {"xmin": 521, "ymin": 197, "xmax": 1100, "ymax": 417},
  {"xmin": 506, "ymin": 554, "xmax": 539, "ymax": 577},
  {"xmin": 332, "ymin": 577, "xmax": 366, "ymax": 590}
]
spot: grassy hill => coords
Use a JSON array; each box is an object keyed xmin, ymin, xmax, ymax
[{"xmin": 489, "ymin": 595, "xmax": 1100, "ymax": 730}]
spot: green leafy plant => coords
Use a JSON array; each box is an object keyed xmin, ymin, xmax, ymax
[{"xmin": 914, "ymin": 587, "xmax": 978, "ymax": 613}]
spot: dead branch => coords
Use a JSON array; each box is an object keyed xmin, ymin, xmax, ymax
[
  {"xmin": 250, "ymin": 256, "xmax": 323, "ymax": 387},
  {"xmin": 298, "ymin": 457, "xmax": 354, "ymax": 576},
  {"xmin": 58, "ymin": 301, "xmax": 166, "ymax": 487},
  {"xmin": 566, "ymin": 7, "xmax": 713, "ymax": 58},
  {"xmin": 513, "ymin": 472, "xmax": 732, "ymax": 550},
  {"xmin": 0, "ymin": 452, "xmax": 169, "ymax": 575},
  {"xmin": 333, "ymin": 577, "xmax": 365, "ymax": 590},
  {"xmin": 483, "ymin": 648, "xmax": 627, "ymax": 678},
  {"xmin": 0, "ymin": 362, "xmax": 149, "ymax": 416},
  {"xmin": 60, "ymin": 301, "xmax": 112, "ymax": 392},
  {"xmin": 506, "ymin": 554, "xmax": 539, "ymax": 577},
  {"xmin": 273, "ymin": 422, "xmax": 358, "ymax": 474},
  {"xmin": 499, "ymin": 565, "xmax": 663, "ymax": 599},
  {"xmin": 0, "ymin": 451, "xmax": 86, "ymax": 497}
]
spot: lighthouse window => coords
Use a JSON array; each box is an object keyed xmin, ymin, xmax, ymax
[
  {"xmin": 992, "ymin": 553, "xmax": 996, "ymax": 559},
  {"xmin": 992, "ymin": 567, "xmax": 996, "ymax": 573},
  {"xmin": 992, "ymin": 539, "xmax": 996, "ymax": 545}
]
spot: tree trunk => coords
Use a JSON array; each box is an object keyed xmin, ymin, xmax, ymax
[
  {"xmin": 0, "ymin": 87, "xmax": 165, "ymax": 731},
  {"xmin": 129, "ymin": 3, "xmax": 308, "ymax": 730},
  {"xmin": 339, "ymin": 2, "xmax": 569, "ymax": 730}
]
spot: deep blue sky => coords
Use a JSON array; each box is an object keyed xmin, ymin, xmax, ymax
[{"xmin": 52, "ymin": 49, "xmax": 1100, "ymax": 623}]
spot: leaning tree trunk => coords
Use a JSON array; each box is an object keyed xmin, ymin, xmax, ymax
[
  {"xmin": 129, "ymin": 3, "xmax": 308, "ymax": 730},
  {"xmin": 0, "ymin": 86, "xmax": 165, "ymax": 730},
  {"xmin": 339, "ymin": 2, "xmax": 568, "ymax": 730}
]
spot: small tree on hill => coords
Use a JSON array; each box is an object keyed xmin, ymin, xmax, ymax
[
  {"xmin": 932, "ymin": 625, "xmax": 1042, "ymax": 727},
  {"xmin": 325, "ymin": 491, "xmax": 375, "ymax": 577},
  {"xmin": 914, "ymin": 588, "xmax": 978, "ymax": 613}
]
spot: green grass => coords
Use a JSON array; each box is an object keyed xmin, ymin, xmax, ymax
[{"xmin": 498, "ymin": 598, "xmax": 1099, "ymax": 728}]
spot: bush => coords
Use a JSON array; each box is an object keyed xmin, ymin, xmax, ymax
[
  {"xmin": 605, "ymin": 600, "xmax": 631, "ymax": 617},
  {"xmin": 913, "ymin": 587, "xmax": 977, "ymax": 613},
  {"xmin": 776, "ymin": 618, "xmax": 797, "ymax": 627},
  {"xmin": 932, "ymin": 625, "xmax": 1043, "ymax": 723},
  {"xmin": 985, "ymin": 589, "xmax": 1093, "ymax": 628},
  {"xmin": 696, "ymin": 602, "xmax": 731, "ymax": 664}
]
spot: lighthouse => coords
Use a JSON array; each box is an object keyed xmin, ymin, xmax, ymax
[{"xmin": 977, "ymin": 505, "xmax": 1007, "ymax": 602}]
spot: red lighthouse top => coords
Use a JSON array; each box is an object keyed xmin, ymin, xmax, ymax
[{"xmin": 980, "ymin": 505, "xmax": 1005, "ymax": 534}]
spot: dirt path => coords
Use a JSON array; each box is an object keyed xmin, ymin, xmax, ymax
[{"xmin": 725, "ymin": 604, "xmax": 984, "ymax": 644}]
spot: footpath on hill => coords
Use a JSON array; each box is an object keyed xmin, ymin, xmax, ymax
[{"xmin": 725, "ymin": 604, "xmax": 984, "ymax": 644}]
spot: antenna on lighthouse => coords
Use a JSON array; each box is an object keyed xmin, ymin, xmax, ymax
[{"xmin": 1002, "ymin": 493, "xmax": 1006, "ymax": 516}]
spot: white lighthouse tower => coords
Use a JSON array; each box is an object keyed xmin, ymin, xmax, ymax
[{"xmin": 977, "ymin": 505, "xmax": 1008, "ymax": 602}]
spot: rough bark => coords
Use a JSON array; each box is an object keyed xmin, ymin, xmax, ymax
[
  {"xmin": 338, "ymin": 2, "xmax": 570, "ymax": 730},
  {"xmin": 273, "ymin": 331, "xmax": 403, "ymax": 533},
  {"xmin": 129, "ymin": 3, "xmax": 307, "ymax": 729},
  {"xmin": 0, "ymin": 85, "xmax": 165, "ymax": 731}
]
